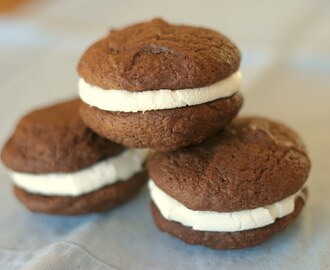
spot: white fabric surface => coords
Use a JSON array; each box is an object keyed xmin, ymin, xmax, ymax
[{"xmin": 0, "ymin": 0, "xmax": 330, "ymax": 269}]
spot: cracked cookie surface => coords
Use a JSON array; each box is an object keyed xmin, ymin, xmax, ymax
[
  {"xmin": 1, "ymin": 99, "xmax": 124, "ymax": 173},
  {"xmin": 148, "ymin": 117, "xmax": 311, "ymax": 211},
  {"xmin": 77, "ymin": 18, "xmax": 240, "ymax": 91}
]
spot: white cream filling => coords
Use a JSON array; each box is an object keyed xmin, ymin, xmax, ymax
[
  {"xmin": 149, "ymin": 180, "xmax": 306, "ymax": 232},
  {"xmin": 78, "ymin": 70, "xmax": 242, "ymax": 112},
  {"xmin": 10, "ymin": 149, "xmax": 149, "ymax": 196}
]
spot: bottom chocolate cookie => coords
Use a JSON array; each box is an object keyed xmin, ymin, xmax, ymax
[
  {"xmin": 151, "ymin": 192, "xmax": 306, "ymax": 250},
  {"xmin": 80, "ymin": 93, "xmax": 243, "ymax": 152},
  {"xmin": 15, "ymin": 170, "xmax": 148, "ymax": 215}
]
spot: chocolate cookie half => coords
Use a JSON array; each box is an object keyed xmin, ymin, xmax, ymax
[
  {"xmin": 78, "ymin": 18, "xmax": 243, "ymax": 151},
  {"xmin": 148, "ymin": 117, "xmax": 311, "ymax": 249},
  {"xmin": 1, "ymin": 99, "xmax": 148, "ymax": 215}
]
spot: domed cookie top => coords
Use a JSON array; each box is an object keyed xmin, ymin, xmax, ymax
[
  {"xmin": 1, "ymin": 99, "xmax": 123, "ymax": 174},
  {"xmin": 77, "ymin": 18, "xmax": 240, "ymax": 91},
  {"xmin": 148, "ymin": 117, "xmax": 311, "ymax": 212}
]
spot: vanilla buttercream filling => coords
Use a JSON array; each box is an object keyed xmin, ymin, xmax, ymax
[
  {"xmin": 10, "ymin": 149, "xmax": 149, "ymax": 196},
  {"xmin": 149, "ymin": 180, "xmax": 306, "ymax": 232},
  {"xmin": 78, "ymin": 71, "xmax": 242, "ymax": 112}
]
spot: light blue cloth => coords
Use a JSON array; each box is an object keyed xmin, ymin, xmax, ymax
[{"xmin": 0, "ymin": 0, "xmax": 330, "ymax": 269}]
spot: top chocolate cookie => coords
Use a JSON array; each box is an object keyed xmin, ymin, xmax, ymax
[
  {"xmin": 148, "ymin": 117, "xmax": 311, "ymax": 212},
  {"xmin": 77, "ymin": 18, "xmax": 240, "ymax": 91},
  {"xmin": 1, "ymin": 99, "xmax": 123, "ymax": 174}
]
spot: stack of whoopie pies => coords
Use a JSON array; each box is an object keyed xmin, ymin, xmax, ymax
[
  {"xmin": 1, "ymin": 18, "xmax": 310, "ymax": 249},
  {"xmin": 76, "ymin": 19, "xmax": 311, "ymax": 249}
]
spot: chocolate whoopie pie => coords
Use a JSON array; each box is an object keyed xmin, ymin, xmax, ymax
[
  {"xmin": 78, "ymin": 18, "xmax": 243, "ymax": 152},
  {"xmin": 1, "ymin": 99, "xmax": 148, "ymax": 215},
  {"xmin": 148, "ymin": 117, "xmax": 311, "ymax": 249}
]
